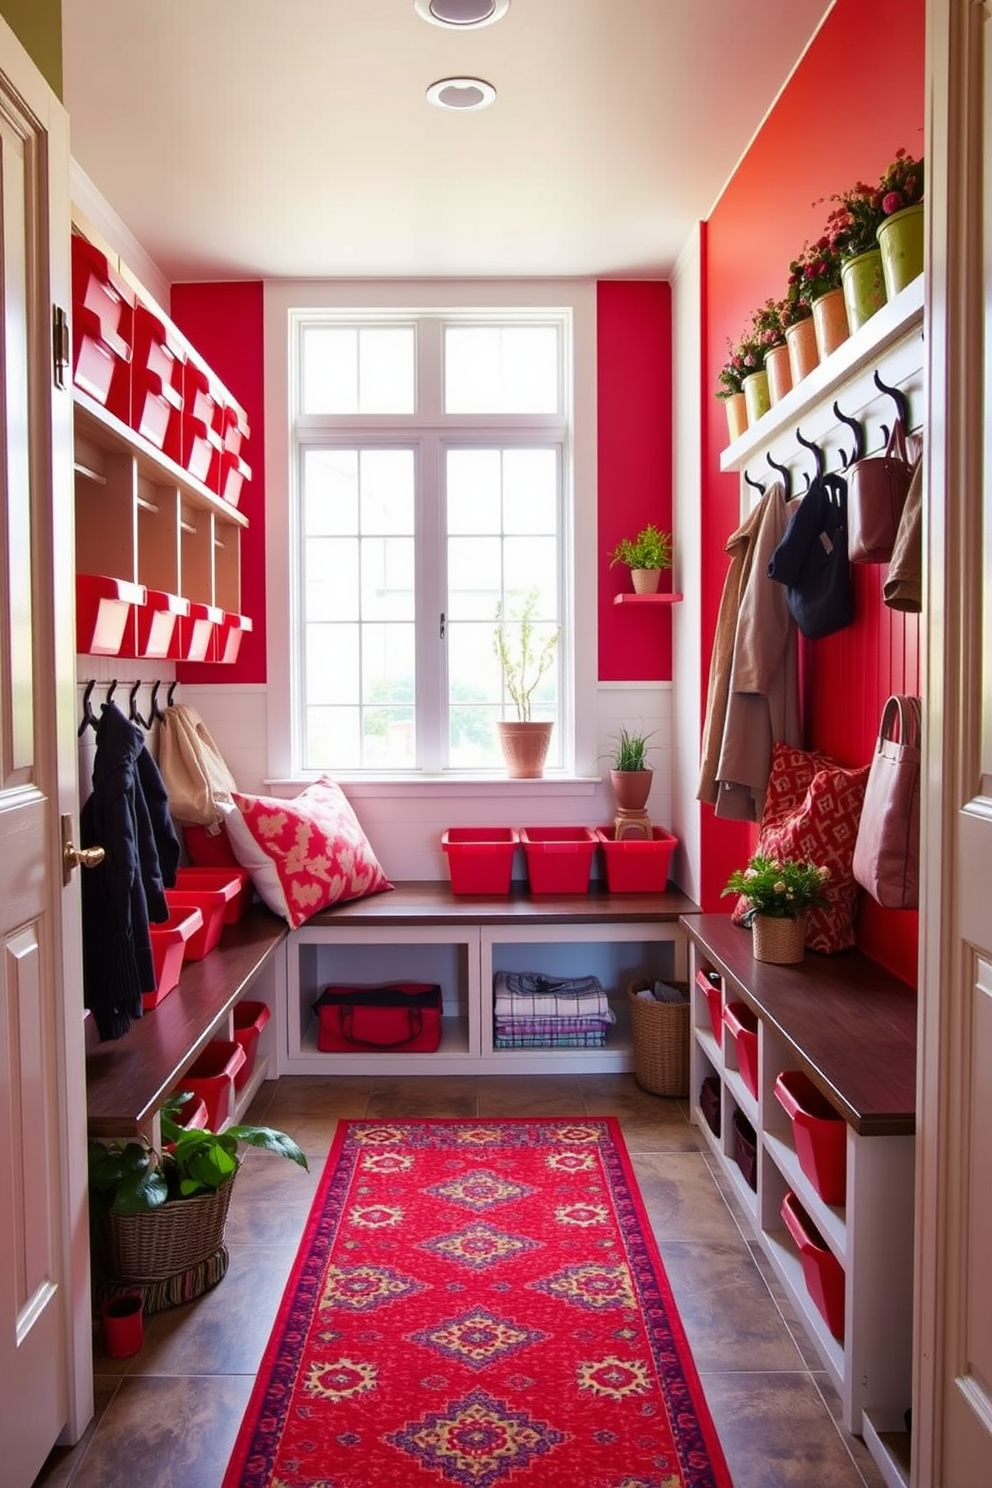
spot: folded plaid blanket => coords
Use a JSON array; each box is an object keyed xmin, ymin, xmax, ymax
[
  {"xmin": 493, "ymin": 972, "xmax": 612, "ymax": 1021},
  {"xmin": 494, "ymin": 1029, "xmax": 608, "ymax": 1048},
  {"xmin": 494, "ymin": 1015, "xmax": 615, "ymax": 1037}
]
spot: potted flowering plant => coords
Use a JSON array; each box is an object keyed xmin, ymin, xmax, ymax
[
  {"xmin": 821, "ymin": 181, "xmax": 889, "ymax": 329},
  {"xmin": 789, "ymin": 234, "xmax": 850, "ymax": 359},
  {"xmin": 876, "ymin": 147, "xmax": 925, "ymax": 298},
  {"xmin": 722, "ymin": 853, "xmax": 831, "ymax": 964}
]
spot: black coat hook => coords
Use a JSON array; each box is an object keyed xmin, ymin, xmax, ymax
[
  {"xmin": 166, "ymin": 681, "xmax": 178, "ymax": 709},
  {"xmin": 78, "ymin": 679, "xmax": 99, "ymax": 738},
  {"xmin": 873, "ymin": 369, "xmax": 909, "ymax": 434},
  {"xmin": 149, "ymin": 680, "xmax": 165, "ymax": 723},
  {"xmin": 129, "ymin": 680, "xmax": 149, "ymax": 730},
  {"xmin": 766, "ymin": 452, "xmax": 792, "ymax": 500},
  {"xmin": 832, "ymin": 400, "xmax": 865, "ymax": 467},
  {"xmin": 795, "ymin": 426, "xmax": 826, "ymax": 481},
  {"xmin": 104, "ymin": 679, "xmax": 118, "ymax": 709},
  {"xmin": 743, "ymin": 469, "xmax": 766, "ymax": 496}
]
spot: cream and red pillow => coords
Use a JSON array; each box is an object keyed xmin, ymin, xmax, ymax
[
  {"xmin": 223, "ymin": 777, "xmax": 392, "ymax": 929},
  {"xmin": 732, "ymin": 743, "xmax": 870, "ymax": 953}
]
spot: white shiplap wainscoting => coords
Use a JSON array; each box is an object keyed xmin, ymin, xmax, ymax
[{"xmin": 181, "ymin": 681, "xmax": 675, "ymax": 886}]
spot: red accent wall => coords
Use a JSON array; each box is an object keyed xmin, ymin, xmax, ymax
[
  {"xmin": 700, "ymin": 0, "xmax": 925, "ymax": 985},
  {"xmin": 597, "ymin": 280, "xmax": 673, "ymax": 682},
  {"xmin": 170, "ymin": 281, "xmax": 266, "ymax": 685}
]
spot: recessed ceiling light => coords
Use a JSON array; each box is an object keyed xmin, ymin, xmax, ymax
[
  {"xmin": 414, "ymin": 0, "xmax": 510, "ymax": 29},
  {"xmin": 426, "ymin": 77, "xmax": 497, "ymax": 111}
]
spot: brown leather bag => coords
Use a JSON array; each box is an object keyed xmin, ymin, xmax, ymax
[
  {"xmin": 852, "ymin": 695, "xmax": 922, "ymax": 909},
  {"xmin": 846, "ymin": 417, "xmax": 915, "ymax": 564}
]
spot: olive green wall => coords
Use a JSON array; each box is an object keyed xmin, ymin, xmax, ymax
[{"xmin": 1, "ymin": 0, "xmax": 61, "ymax": 97}]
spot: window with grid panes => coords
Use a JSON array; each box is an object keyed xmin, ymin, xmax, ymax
[{"xmin": 292, "ymin": 311, "xmax": 571, "ymax": 775}]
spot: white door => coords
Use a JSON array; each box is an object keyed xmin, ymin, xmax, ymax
[
  {"xmin": 0, "ymin": 20, "xmax": 91, "ymax": 1488},
  {"xmin": 915, "ymin": 2, "xmax": 992, "ymax": 1483}
]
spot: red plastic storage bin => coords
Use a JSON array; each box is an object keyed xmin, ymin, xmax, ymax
[
  {"xmin": 519, "ymin": 826, "xmax": 597, "ymax": 895},
  {"xmin": 723, "ymin": 1000, "xmax": 759, "ymax": 1099},
  {"xmin": 145, "ymin": 904, "xmax": 204, "ymax": 1008},
  {"xmin": 781, "ymin": 1190, "xmax": 846, "ymax": 1340},
  {"xmin": 214, "ymin": 610, "xmax": 253, "ymax": 665},
  {"xmin": 183, "ymin": 822, "xmax": 240, "ymax": 868},
  {"xmin": 442, "ymin": 827, "xmax": 519, "ymax": 895},
  {"xmin": 232, "ymin": 999, "xmax": 272, "ymax": 1089},
  {"xmin": 219, "ymin": 449, "xmax": 252, "ymax": 508},
  {"xmin": 164, "ymin": 886, "xmax": 229, "ymax": 960},
  {"xmin": 696, "ymin": 968, "xmax": 724, "ymax": 1042},
  {"xmin": 173, "ymin": 600, "xmax": 223, "ymax": 662},
  {"xmin": 135, "ymin": 588, "xmax": 189, "ymax": 661},
  {"xmin": 76, "ymin": 574, "xmax": 146, "ymax": 657},
  {"xmin": 175, "ymin": 865, "xmax": 253, "ymax": 925},
  {"xmin": 181, "ymin": 357, "xmax": 225, "ymax": 486},
  {"xmin": 774, "ymin": 1070, "xmax": 848, "ymax": 1205},
  {"xmin": 595, "ymin": 825, "xmax": 678, "ymax": 892},
  {"xmin": 732, "ymin": 1107, "xmax": 758, "ymax": 1191},
  {"xmin": 131, "ymin": 303, "xmax": 184, "ymax": 460},
  {"xmin": 176, "ymin": 1040, "xmax": 247, "ymax": 1131},
  {"xmin": 71, "ymin": 236, "xmax": 134, "ymax": 422},
  {"xmin": 221, "ymin": 398, "xmax": 250, "ymax": 459}
]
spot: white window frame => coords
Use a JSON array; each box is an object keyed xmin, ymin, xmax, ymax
[{"xmin": 263, "ymin": 279, "xmax": 599, "ymax": 792}]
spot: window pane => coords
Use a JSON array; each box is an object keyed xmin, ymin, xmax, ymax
[
  {"xmin": 302, "ymin": 327, "xmax": 357, "ymax": 414},
  {"xmin": 446, "ymin": 537, "xmax": 502, "ymax": 619},
  {"xmin": 303, "ymin": 449, "xmax": 358, "ymax": 534},
  {"xmin": 306, "ymin": 622, "xmax": 358, "ymax": 705},
  {"xmin": 307, "ymin": 537, "xmax": 359, "ymax": 621},
  {"xmin": 306, "ymin": 706, "xmax": 361, "ymax": 770},
  {"xmin": 502, "ymin": 448, "xmax": 558, "ymax": 532},
  {"xmin": 359, "ymin": 449, "xmax": 414, "ymax": 534},
  {"xmin": 359, "ymin": 327, "xmax": 414, "ymax": 413},
  {"xmin": 445, "ymin": 325, "xmax": 559, "ymax": 413},
  {"xmin": 446, "ymin": 448, "xmax": 502, "ymax": 533}
]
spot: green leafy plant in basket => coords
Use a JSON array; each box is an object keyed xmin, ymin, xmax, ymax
[
  {"xmin": 87, "ymin": 1094, "xmax": 309, "ymax": 1217},
  {"xmin": 721, "ymin": 853, "xmax": 831, "ymax": 925}
]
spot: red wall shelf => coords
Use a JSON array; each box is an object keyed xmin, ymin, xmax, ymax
[{"xmin": 613, "ymin": 592, "xmax": 683, "ymax": 606}]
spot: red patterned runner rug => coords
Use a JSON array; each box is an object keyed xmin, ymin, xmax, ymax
[{"xmin": 223, "ymin": 1118, "xmax": 733, "ymax": 1488}]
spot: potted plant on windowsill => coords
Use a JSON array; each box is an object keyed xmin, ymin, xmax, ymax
[
  {"xmin": 493, "ymin": 588, "xmax": 560, "ymax": 779},
  {"xmin": 88, "ymin": 1095, "xmax": 309, "ymax": 1312},
  {"xmin": 607, "ymin": 725, "xmax": 656, "ymax": 814},
  {"xmin": 608, "ymin": 523, "xmax": 673, "ymax": 595}
]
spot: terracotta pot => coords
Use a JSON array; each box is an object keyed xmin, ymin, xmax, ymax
[
  {"xmin": 811, "ymin": 288, "xmax": 850, "ymax": 360},
  {"xmin": 841, "ymin": 248, "xmax": 887, "ymax": 331},
  {"xmin": 496, "ymin": 720, "xmax": 553, "ymax": 779},
  {"xmin": 630, "ymin": 568, "xmax": 661, "ymax": 594},
  {"xmin": 742, "ymin": 369, "xmax": 770, "ymax": 426},
  {"xmin": 752, "ymin": 915, "xmax": 806, "ymax": 965},
  {"xmin": 764, "ymin": 343, "xmax": 793, "ymax": 405},
  {"xmin": 785, "ymin": 317, "xmax": 819, "ymax": 384},
  {"xmin": 724, "ymin": 391, "xmax": 747, "ymax": 443},
  {"xmin": 610, "ymin": 768, "xmax": 653, "ymax": 814},
  {"xmin": 877, "ymin": 203, "xmax": 924, "ymax": 300}
]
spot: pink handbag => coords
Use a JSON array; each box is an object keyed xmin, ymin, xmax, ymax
[
  {"xmin": 846, "ymin": 418, "xmax": 915, "ymax": 564},
  {"xmin": 852, "ymin": 695, "xmax": 922, "ymax": 909}
]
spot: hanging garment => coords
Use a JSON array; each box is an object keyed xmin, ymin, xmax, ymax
[
  {"xmin": 158, "ymin": 702, "xmax": 238, "ymax": 826},
  {"xmin": 883, "ymin": 454, "xmax": 923, "ymax": 613},
  {"xmin": 698, "ymin": 481, "xmax": 803, "ymax": 822},
  {"xmin": 80, "ymin": 702, "xmax": 180, "ymax": 1041},
  {"xmin": 766, "ymin": 471, "xmax": 853, "ymax": 640}
]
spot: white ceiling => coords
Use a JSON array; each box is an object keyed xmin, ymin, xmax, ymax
[{"xmin": 61, "ymin": 0, "xmax": 833, "ymax": 286}]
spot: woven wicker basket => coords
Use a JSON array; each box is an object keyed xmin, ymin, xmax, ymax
[
  {"xmin": 627, "ymin": 978, "xmax": 690, "ymax": 1097},
  {"xmin": 104, "ymin": 1174, "xmax": 236, "ymax": 1286}
]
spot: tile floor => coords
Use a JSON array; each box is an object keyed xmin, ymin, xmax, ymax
[{"xmin": 36, "ymin": 1075, "xmax": 892, "ymax": 1488}]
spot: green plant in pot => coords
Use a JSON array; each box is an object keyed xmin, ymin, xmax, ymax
[
  {"xmin": 493, "ymin": 588, "xmax": 560, "ymax": 778},
  {"xmin": 608, "ymin": 725, "xmax": 656, "ymax": 816},
  {"xmin": 88, "ymin": 1094, "xmax": 309, "ymax": 1311},
  {"xmin": 608, "ymin": 523, "xmax": 673, "ymax": 594}
]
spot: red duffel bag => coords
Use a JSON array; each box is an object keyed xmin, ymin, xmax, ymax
[{"xmin": 313, "ymin": 981, "xmax": 443, "ymax": 1053}]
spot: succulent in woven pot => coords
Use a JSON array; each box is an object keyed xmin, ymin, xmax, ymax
[{"xmin": 88, "ymin": 1094, "xmax": 309, "ymax": 1306}]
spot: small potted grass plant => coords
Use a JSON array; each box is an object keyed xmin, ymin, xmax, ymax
[{"xmin": 608, "ymin": 725, "xmax": 656, "ymax": 815}]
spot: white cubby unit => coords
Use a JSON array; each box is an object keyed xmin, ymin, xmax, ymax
[
  {"xmin": 280, "ymin": 882, "xmax": 695, "ymax": 1076},
  {"xmin": 683, "ymin": 915, "xmax": 916, "ymax": 1488}
]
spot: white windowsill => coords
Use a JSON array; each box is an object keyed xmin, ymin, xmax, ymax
[{"xmin": 263, "ymin": 775, "xmax": 603, "ymax": 799}]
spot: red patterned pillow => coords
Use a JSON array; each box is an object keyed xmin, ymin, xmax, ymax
[
  {"xmin": 732, "ymin": 744, "xmax": 870, "ymax": 953},
  {"xmin": 224, "ymin": 778, "xmax": 392, "ymax": 929}
]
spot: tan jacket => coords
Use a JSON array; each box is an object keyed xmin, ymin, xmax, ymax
[{"xmin": 698, "ymin": 481, "xmax": 802, "ymax": 820}]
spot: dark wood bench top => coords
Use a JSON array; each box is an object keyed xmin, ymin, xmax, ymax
[
  {"xmin": 680, "ymin": 913, "xmax": 917, "ymax": 1136},
  {"xmin": 86, "ymin": 908, "xmax": 287, "ymax": 1138},
  {"xmin": 305, "ymin": 879, "xmax": 699, "ymax": 928}
]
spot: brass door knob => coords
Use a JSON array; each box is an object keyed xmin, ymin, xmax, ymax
[{"xmin": 61, "ymin": 815, "xmax": 105, "ymax": 884}]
